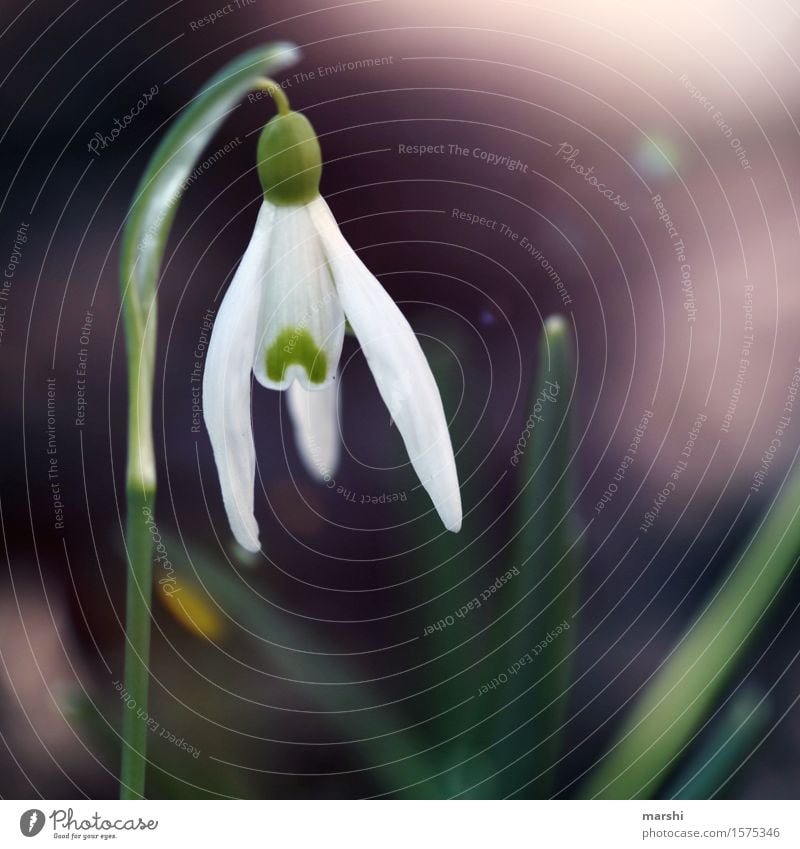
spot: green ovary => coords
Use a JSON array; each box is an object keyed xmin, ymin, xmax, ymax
[{"xmin": 266, "ymin": 327, "xmax": 328, "ymax": 384}]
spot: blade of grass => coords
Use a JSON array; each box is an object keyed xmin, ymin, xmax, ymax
[
  {"xmin": 666, "ymin": 686, "xmax": 770, "ymax": 799},
  {"xmin": 495, "ymin": 316, "xmax": 580, "ymax": 798},
  {"xmin": 118, "ymin": 42, "xmax": 298, "ymax": 799},
  {"xmin": 584, "ymin": 465, "xmax": 800, "ymax": 799}
]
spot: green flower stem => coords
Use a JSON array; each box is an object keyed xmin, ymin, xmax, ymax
[
  {"xmin": 119, "ymin": 485, "xmax": 155, "ymax": 799},
  {"xmin": 119, "ymin": 305, "xmax": 158, "ymax": 800},
  {"xmin": 253, "ymin": 78, "xmax": 290, "ymax": 115},
  {"xmin": 118, "ymin": 44, "xmax": 298, "ymax": 799}
]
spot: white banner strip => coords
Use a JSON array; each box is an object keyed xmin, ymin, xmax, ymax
[{"xmin": 0, "ymin": 799, "xmax": 797, "ymax": 848}]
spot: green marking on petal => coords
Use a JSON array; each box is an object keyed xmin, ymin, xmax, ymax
[{"xmin": 266, "ymin": 327, "xmax": 328, "ymax": 384}]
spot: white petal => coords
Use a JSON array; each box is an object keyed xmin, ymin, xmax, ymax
[
  {"xmin": 286, "ymin": 377, "xmax": 341, "ymax": 480},
  {"xmin": 308, "ymin": 196, "xmax": 462, "ymax": 532},
  {"xmin": 203, "ymin": 201, "xmax": 274, "ymax": 552},
  {"xmin": 253, "ymin": 204, "xmax": 345, "ymax": 391}
]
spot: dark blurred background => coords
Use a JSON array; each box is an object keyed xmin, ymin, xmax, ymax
[{"xmin": 2, "ymin": 0, "xmax": 800, "ymax": 798}]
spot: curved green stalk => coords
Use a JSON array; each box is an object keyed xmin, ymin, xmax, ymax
[{"xmin": 118, "ymin": 43, "xmax": 298, "ymax": 799}]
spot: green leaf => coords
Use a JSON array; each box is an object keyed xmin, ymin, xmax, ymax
[
  {"xmin": 666, "ymin": 686, "xmax": 770, "ymax": 799},
  {"xmin": 584, "ymin": 467, "xmax": 800, "ymax": 799},
  {"xmin": 494, "ymin": 315, "xmax": 580, "ymax": 798}
]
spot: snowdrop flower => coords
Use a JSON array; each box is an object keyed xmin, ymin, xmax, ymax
[{"xmin": 203, "ymin": 88, "xmax": 461, "ymax": 551}]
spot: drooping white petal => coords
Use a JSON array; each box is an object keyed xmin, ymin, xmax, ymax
[
  {"xmin": 307, "ymin": 196, "xmax": 462, "ymax": 532},
  {"xmin": 253, "ymin": 203, "xmax": 345, "ymax": 391},
  {"xmin": 203, "ymin": 201, "xmax": 275, "ymax": 552},
  {"xmin": 286, "ymin": 377, "xmax": 341, "ymax": 481}
]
